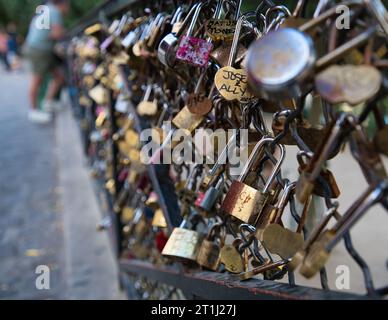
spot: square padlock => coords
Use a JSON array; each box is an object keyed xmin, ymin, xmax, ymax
[{"xmin": 176, "ymin": 36, "xmax": 213, "ymax": 67}]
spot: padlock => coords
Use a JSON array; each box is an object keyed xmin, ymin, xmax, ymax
[
  {"xmin": 146, "ymin": 13, "xmax": 168, "ymax": 51},
  {"xmin": 297, "ymin": 151, "xmax": 340, "ymax": 199},
  {"xmin": 289, "ymin": 205, "xmax": 339, "ymax": 272},
  {"xmin": 101, "ymin": 15, "xmax": 128, "ymax": 54},
  {"xmin": 84, "ymin": 23, "xmax": 103, "ymax": 36},
  {"xmin": 272, "ymin": 109, "xmax": 327, "ymax": 152},
  {"xmin": 89, "ymin": 85, "xmax": 109, "ymax": 105},
  {"xmin": 207, "ymin": 0, "xmax": 244, "ymax": 65},
  {"xmin": 196, "ymin": 224, "xmax": 225, "ymax": 271},
  {"xmin": 296, "ymin": 114, "xmax": 353, "ymax": 203},
  {"xmin": 315, "ymin": 64, "xmax": 382, "ymax": 106},
  {"xmin": 152, "ymin": 208, "xmax": 168, "ymax": 229},
  {"xmin": 196, "ymin": 174, "xmax": 224, "ymax": 215},
  {"xmin": 210, "ymin": 42, "xmax": 246, "ymax": 68},
  {"xmin": 186, "ymin": 72, "xmax": 214, "ymax": 116},
  {"xmin": 158, "ymin": 4, "xmax": 200, "ymax": 68},
  {"xmin": 122, "ymin": 206, "xmax": 135, "ymax": 224},
  {"xmin": 239, "ymin": 259, "xmax": 289, "ymax": 281},
  {"xmin": 214, "ymin": 12, "xmax": 255, "ymax": 102},
  {"xmin": 206, "ymin": 18, "xmax": 237, "ymax": 41},
  {"xmin": 221, "ymin": 137, "xmax": 285, "ymax": 225},
  {"xmin": 162, "ymin": 216, "xmax": 204, "ymax": 263},
  {"xmin": 247, "ymin": 2, "xmax": 383, "ymax": 100},
  {"xmin": 280, "ymin": 0, "xmax": 308, "ymax": 28},
  {"xmin": 200, "ymin": 132, "xmax": 237, "ymax": 191},
  {"xmin": 132, "ymin": 19, "xmax": 153, "ymax": 57},
  {"xmin": 172, "ymin": 106, "xmax": 204, "ymax": 134},
  {"xmin": 300, "ymin": 182, "xmax": 388, "ymax": 278},
  {"xmin": 219, "ymin": 238, "xmax": 246, "ymax": 274},
  {"xmin": 125, "ymin": 129, "xmax": 140, "ymax": 149},
  {"xmin": 137, "ymin": 84, "xmax": 158, "ymax": 116},
  {"xmin": 256, "ymin": 181, "xmax": 295, "ymax": 237},
  {"xmin": 261, "ymin": 187, "xmax": 310, "ymax": 260},
  {"xmin": 175, "ymin": 2, "xmax": 214, "ymax": 67},
  {"xmin": 113, "ymin": 183, "xmax": 130, "ymax": 213}
]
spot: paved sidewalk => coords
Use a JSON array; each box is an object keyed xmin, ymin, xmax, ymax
[{"xmin": 0, "ymin": 69, "xmax": 122, "ymax": 299}]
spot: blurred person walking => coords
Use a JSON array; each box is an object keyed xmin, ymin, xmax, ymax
[
  {"xmin": 23, "ymin": 0, "xmax": 70, "ymax": 124},
  {"xmin": 7, "ymin": 23, "xmax": 21, "ymax": 70},
  {"xmin": 0, "ymin": 28, "xmax": 11, "ymax": 72}
]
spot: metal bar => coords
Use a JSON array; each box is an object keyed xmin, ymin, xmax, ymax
[
  {"xmin": 118, "ymin": 66, "xmax": 181, "ymax": 232},
  {"xmin": 108, "ymin": 89, "xmax": 124, "ymax": 256},
  {"xmin": 120, "ymin": 259, "xmax": 369, "ymax": 300}
]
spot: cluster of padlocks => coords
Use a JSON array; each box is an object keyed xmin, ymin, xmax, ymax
[{"xmin": 67, "ymin": 0, "xmax": 388, "ymax": 297}]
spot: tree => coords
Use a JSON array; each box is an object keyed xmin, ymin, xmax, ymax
[{"xmin": 0, "ymin": 0, "xmax": 102, "ymax": 35}]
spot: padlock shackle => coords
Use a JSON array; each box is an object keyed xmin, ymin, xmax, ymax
[
  {"xmin": 292, "ymin": 0, "xmax": 307, "ymax": 18},
  {"xmin": 264, "ymin": 5, "xmax": 291, "ymax": 33},
  {"xmin": 175, "ymin": 2, "xmax": 202, "ymax": 38},
  {"xmin": 186, "ymin": 2, "xmax": 205, "ymax": 37},
  {"xmin": 299, "ymin": 1, "xmax": 363, "ymax": 33},
  {"xmin": 258, "ymin": 143, "xmax": 285, "ymax": 194},
  {"xmin": 209, "ymin": 131, "xmax": 237, "ymax": 176},
  {"xmin": 364, "ymin": 0, "xmax": 388, "ymax": 35},
  {"xmin": 238, "ymin": 137, "xmax": 285, "ymax": 193},
  {"xmin": 228, "ymin": 11, "xmax": 256, "ymax": 67},
  {"xmin": 238, "ymin": 137, "xmax": 273, "ymax": 182},
  {"xmin": 313, "ymin": 0, "xmax": 330, "ymax": 18},
  {"xmin": 274, "ymin": 181, "xmax": 296, "ymax": 224},
  {"xmin": 170, "ymin": 6, "xmax": 184, "ymax": 26},
  {"xmin": 143, "ymin": 83, "xmax": 153, "ymax": 101}
]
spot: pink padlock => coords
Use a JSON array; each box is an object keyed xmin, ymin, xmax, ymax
[{"xmin": 175, "ymin": 2, "xmax": 213, "ymax": 67}]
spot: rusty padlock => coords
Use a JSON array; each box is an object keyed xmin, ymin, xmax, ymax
[{"xmin": 221, "ymin": 137, "xmax": 285, "ymax": 225}]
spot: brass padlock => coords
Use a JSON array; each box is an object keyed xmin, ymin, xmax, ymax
[
  {"xmin": 196, "ymin": 224, "xmax": 225, "ymax": 271},
  {"xmin": 152, "ymin": 208, "xmax": 167, "ymax": 228},
  {"xmin": 221, "ymin": 137, "xmax": 285, "ymax": 225},
  {"xmin": 214, "ymin": 13, "xmax": 255, "ymax": 103},
  {"xmin": 162, "ymin": 217, "xmax": 204, "ymax": 263},
  {"xmin": 296, "ymin": 114, "xmax": 352, "ymax": 203},
  {"xmin": 137, "ymin": 84, "xmax": 158, "ymax": 117},
  {"xmin": 256, "ymin": 182, "xmax": 295, "ymax": 238},
  {"xmin": 219, "ymin": 238, "xmax": 246, "ymax": 274},
  {"xmin": 172, "ymin": 106, "xmax": 204, "ymax": 134},
  {"xmin": 297, "ymin": 151, "xmax": 341, "ymax": 199},
  {"xmin": 89, "ymin": 85, "xmax": 109, "ymax": 105}
]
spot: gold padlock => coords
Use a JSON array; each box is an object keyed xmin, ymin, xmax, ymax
[
  {"xmin": 162, "ymin": 217, "xmax": 204, "ymax": 263},
  {"xmin": 221, "ymin": 138, "xmax": 285, "ymax": 225},
  {"xmin": 172, "ymin": 106, "xmax": 204, "ymax": 134},
  {"xmin": 152, "ymin": 208, "xmax": 167, "ymax": 228},
  {"xmin": 89, "ymin": 85, "xmax": 109, "ymax": 105},
  {"xmin": 196, "ymin": 224, "xmax": 225, "ymax": 271}
]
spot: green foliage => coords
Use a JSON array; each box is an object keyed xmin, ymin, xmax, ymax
[
  {"xmin": 0, "ymin": 0, "xmax": 102, "ymax": 35},
  {"xmin": 1, "ymin": 0, "xmax": 387, "ymax": 36}
]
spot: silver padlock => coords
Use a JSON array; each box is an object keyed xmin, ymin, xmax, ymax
[
  {"xmin": 157, "ymin": 4, "xmax": 199, "ymax": 68},
  {"xmin": 198, "ymin": 175, "xmax": 225, "ymax": 214},
  {"xmin": 246, "ymin": 2, "xmax": 383, "ymax": 101}
]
